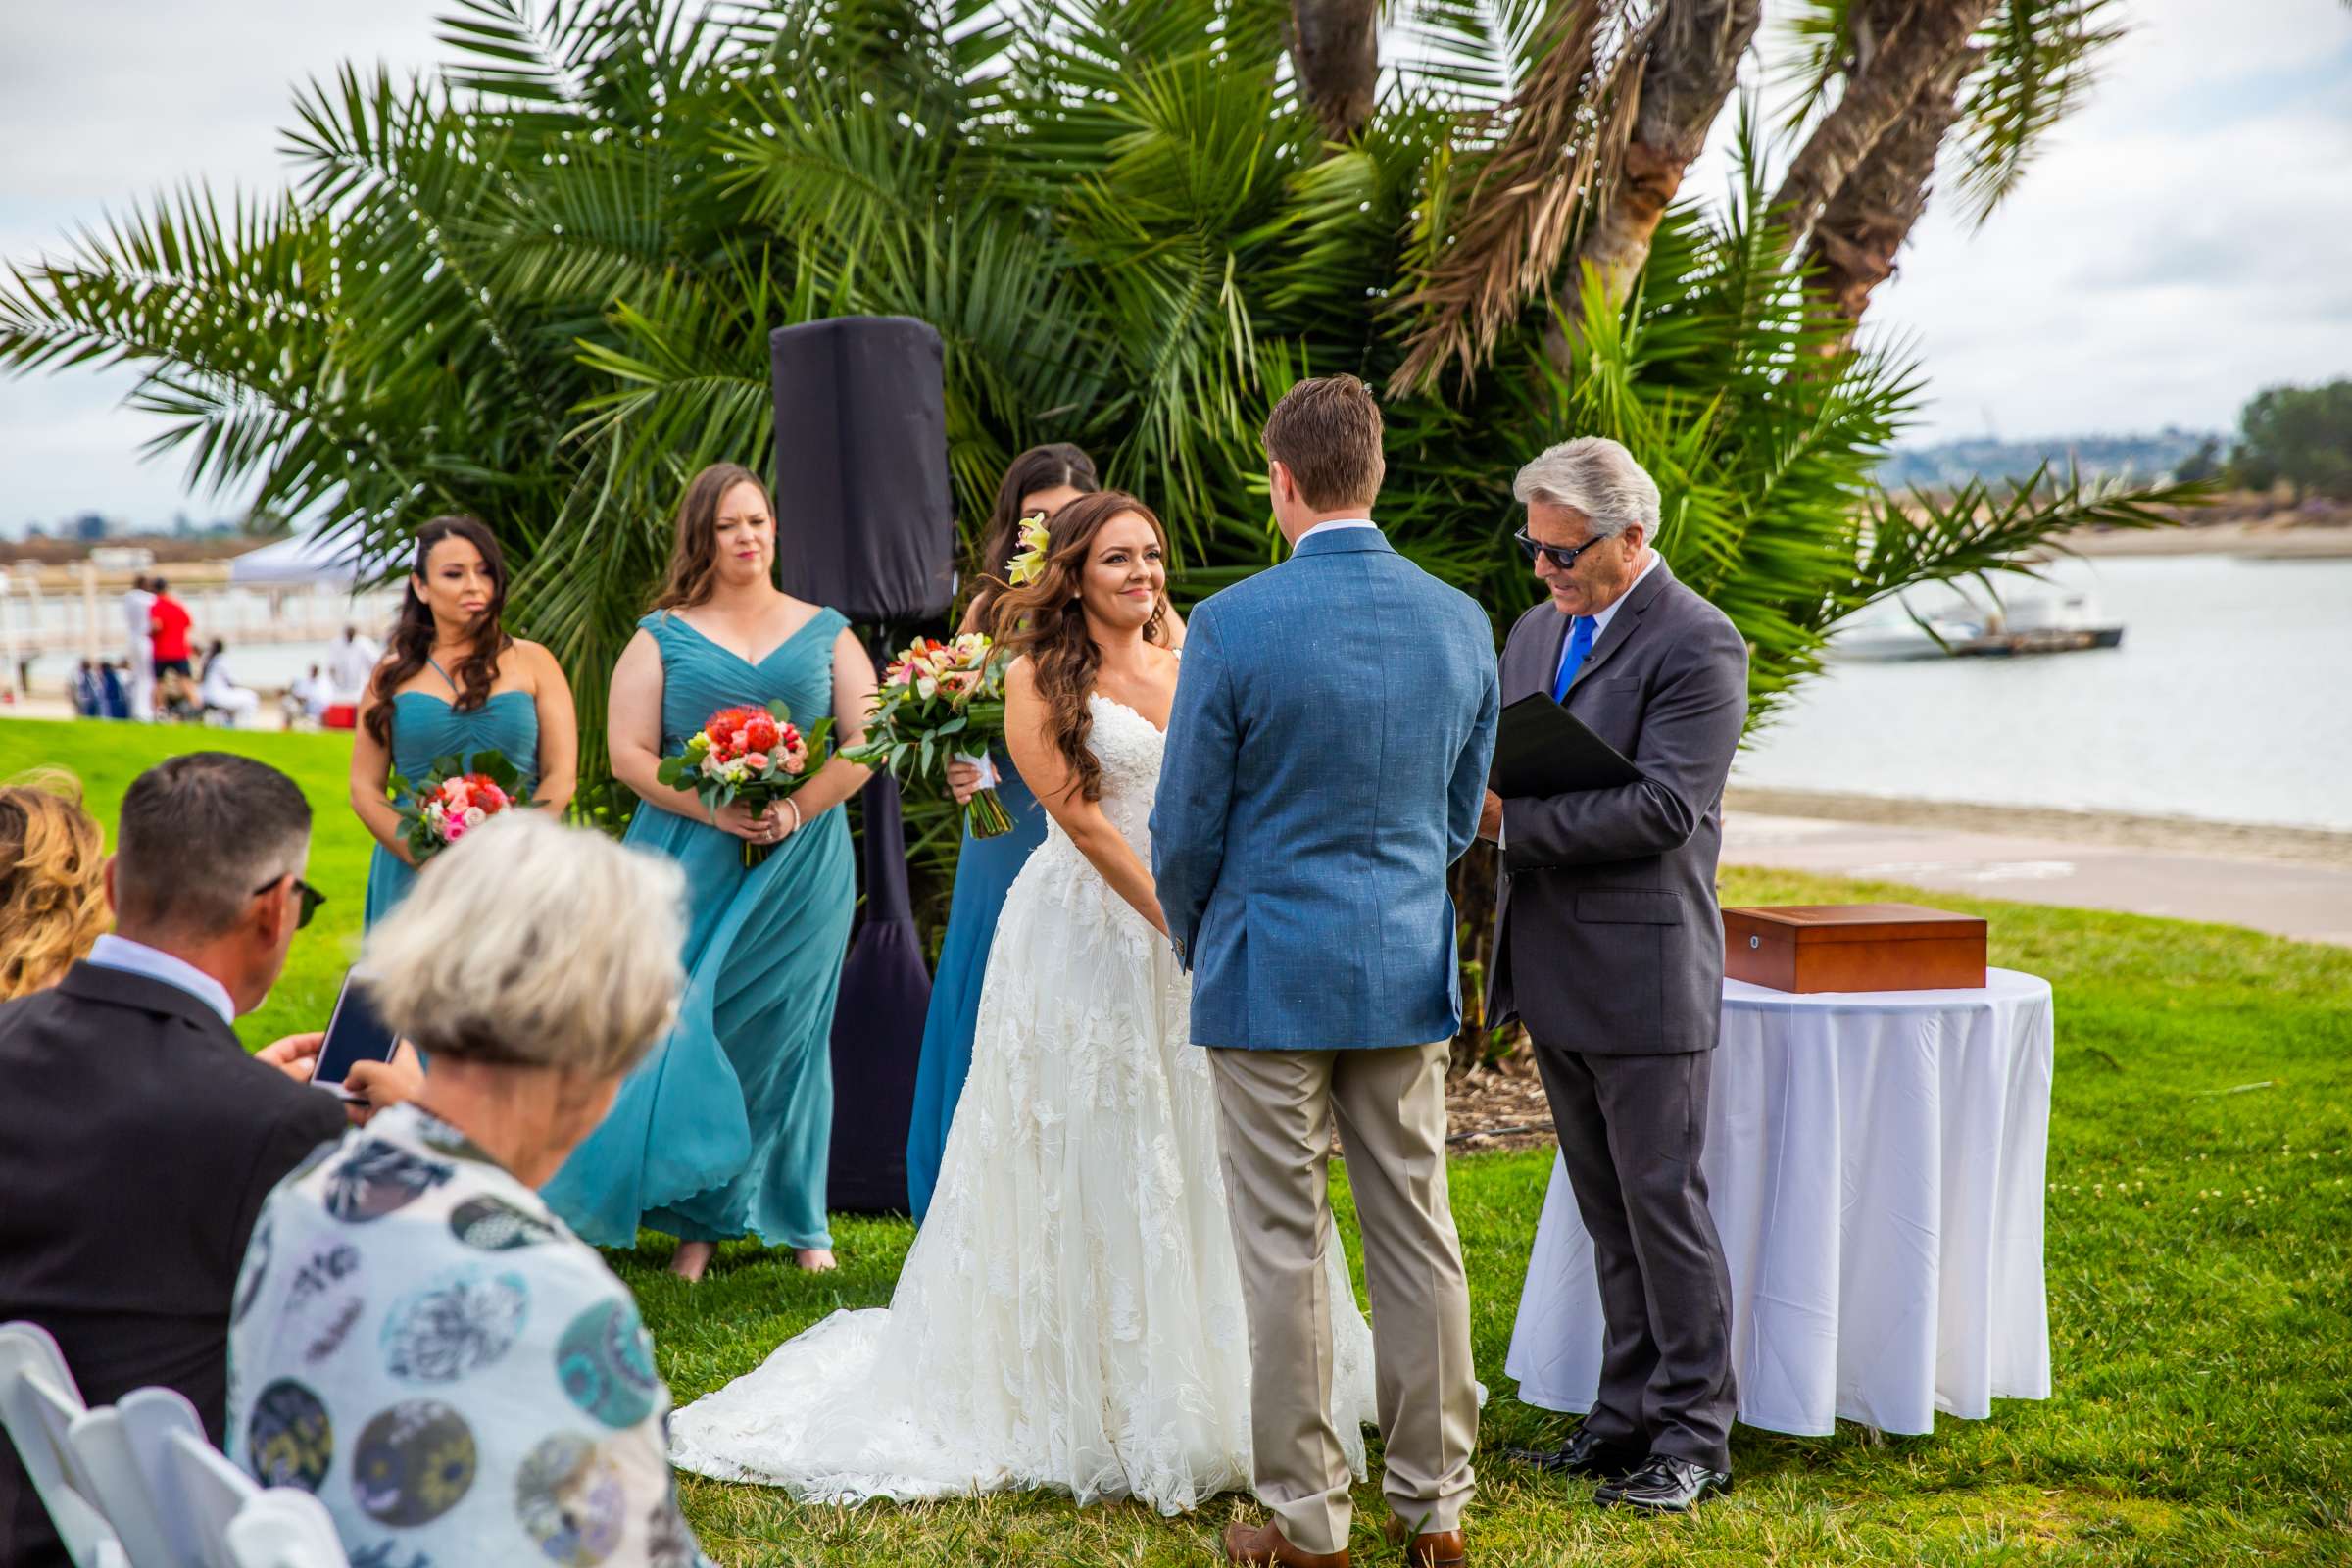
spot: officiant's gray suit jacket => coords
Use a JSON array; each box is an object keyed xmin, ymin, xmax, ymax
[
  {"xmin": 1152, "ymin": 526, "xmax": 1499, "ymax": 1050},
  {"xmin": 1488, "ymin": 560, "xmax": 1748, "ymax": 1054}
]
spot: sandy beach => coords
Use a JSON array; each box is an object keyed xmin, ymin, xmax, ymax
[{"xmin": 2064, "ymin": 518, "xmax": 2352, "ymax": 559}]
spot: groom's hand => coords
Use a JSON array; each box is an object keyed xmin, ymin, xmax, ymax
[{"xmin": 1479, "ymin": 789, "xmax": 1504, "ymax": 843}]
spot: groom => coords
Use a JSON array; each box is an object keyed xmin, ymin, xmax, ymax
[{"xmin": 1153, "ymin": 375, "xmax": 1499, "ymax": 1568}]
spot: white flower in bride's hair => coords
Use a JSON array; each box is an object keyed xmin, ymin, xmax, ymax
[{"xmin": 1006, "ymin": 514, "xmax": 1052, "ymax": 587}]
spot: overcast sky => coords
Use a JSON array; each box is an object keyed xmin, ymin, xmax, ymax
[{"xmin": 3, "ymin": 0, "xmax": 2348, "ymax": 531}]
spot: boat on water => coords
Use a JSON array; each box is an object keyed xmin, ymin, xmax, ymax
[{"xmin": 1832, "ymin": 590, "xmax": 2126, "ymax": 662}]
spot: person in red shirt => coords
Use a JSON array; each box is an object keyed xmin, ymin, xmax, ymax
[{"xmin": 148, "ymin": 580, "xmax": 193, "ymax": 678}]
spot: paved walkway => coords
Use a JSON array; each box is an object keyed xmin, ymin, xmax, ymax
[{"xmin": 1723, "ymin": 810, "xmax": 2352, "ymax": 948}]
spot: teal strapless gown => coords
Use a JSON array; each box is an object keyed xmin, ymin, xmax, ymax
[
  {"xmin": 903, "ymin": 752, "xmax": 1046, "ymax": 1220},
  {"xmin": 363, "ymin": 690, "xmax": 541, "ymax": 926},
  {"xmin": 541, "ymin": 609, "xmax": 858, "ymax": 1250}
]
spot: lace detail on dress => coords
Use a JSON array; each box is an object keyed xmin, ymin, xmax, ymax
[{"xmin": 667, "ymin": 692, "xmax": 1379, "ymax": 1512}]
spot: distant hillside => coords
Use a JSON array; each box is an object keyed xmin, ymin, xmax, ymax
[{"xmin": 1878, "ymin": 429, "xmax": 2221, "ymax": 489}]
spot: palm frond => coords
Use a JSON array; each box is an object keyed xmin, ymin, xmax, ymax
[
  {"xmin": 1952, "ymin": 0, "xmax": 2125, "ymax": 222},
  {"xmin": 1387, "ymin": 0, "xmax": 1652, "ymax": 397}
]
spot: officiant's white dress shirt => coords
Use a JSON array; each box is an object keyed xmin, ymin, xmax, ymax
[
  {"xmin": 1551, "ymin": 548, "xmax": 1661, "ymax": 692},
  {"xmin": 84, "ymin": 933, "xmax": 236, "ymax": 1025}
]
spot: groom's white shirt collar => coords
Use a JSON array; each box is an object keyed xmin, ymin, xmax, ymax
[
  {"xmin": 85, "ymin": 933, "xmax": 237, "ymax": 1025},
  {"xmin": 1294, "ymin": 518, "xmax": 1378, "ymax": 548}
]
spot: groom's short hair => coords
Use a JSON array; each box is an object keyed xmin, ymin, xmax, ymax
[{"xmin": 1263, "ymin": 376, "xmax": 1386, "ymax": 511}]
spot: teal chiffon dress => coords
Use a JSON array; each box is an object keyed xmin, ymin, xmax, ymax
[
  {"xmin": 362, "ymin": 687, "xmax": 540, "ymax": 925},
  {"xmin": 541, "ymin": 608, "xmax": 858, "ymax": 1251}
]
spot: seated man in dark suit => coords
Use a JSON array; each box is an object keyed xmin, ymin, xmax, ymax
[
  {"xmin": 1480, "ymin": 437, "xmax": 1749, "ymax": 1515},
  {"xmin": 0, "ymin": 754, "xmax": 350, "ymax": 1568}
]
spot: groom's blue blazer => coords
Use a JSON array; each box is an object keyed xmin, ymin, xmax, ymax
[{"xmin": 1151, "ymin": 525, "xmax": 1499, "ymax": 1051}]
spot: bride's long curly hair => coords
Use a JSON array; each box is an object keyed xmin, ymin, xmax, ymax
[{"xmin": 989, "ymin": 490, "xmax": 1171, "ymax": 805}]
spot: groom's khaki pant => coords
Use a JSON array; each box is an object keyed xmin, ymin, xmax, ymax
[{"xmin": 1208, "ymin": 1041, "xmax": 1478, "ymax": 1555}]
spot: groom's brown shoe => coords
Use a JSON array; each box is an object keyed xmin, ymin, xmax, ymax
[
  {"xmin": 1222, "ymin": 1519, "xmax": 1349, "ymax": 1567},
  {"xmin": 1382, "ymin": 1516, "xmax": 1467, "ymax": 1566}
]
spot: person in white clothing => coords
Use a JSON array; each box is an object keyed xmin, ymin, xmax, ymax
[
  {"xmin": 324, "ymin": 623, "xmax": 380, "ymax": 703},
  {"xmin": 198, "ymin": 640, "xmax": 262, "ymax": 726},
  {"xmin": 120, "ymin": 575, "xmax": 157, "ymax": 721},
  {"xmin": 279, "ymin": 662, "xmax": 329, "ymax": 729}
]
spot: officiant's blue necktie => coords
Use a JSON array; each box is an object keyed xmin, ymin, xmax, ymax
[{"xmin": 1552, "ymin": 614, "xmax": 1596, "ymax": 703}]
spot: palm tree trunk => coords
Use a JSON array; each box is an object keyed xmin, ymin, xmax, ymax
[
  {"xmin": 1541, "ymin": 0, "xmax": 1762, "ymax": 372},
  {"xmin": 1290, "ymin": 0, "xmax": 1380, "ymax": 141},
  {"xmin": 1802, "ymin": 51, "xmax": 1971, "ymax": 342},
  {"xmin": 1766, "ymin": 0, "xmax": 1996, "ymax": 256}
]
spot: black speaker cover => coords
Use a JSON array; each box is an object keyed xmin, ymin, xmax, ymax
[{"xmin": 769, "ymin": 316, "xmax": 955, "ymax": 624}]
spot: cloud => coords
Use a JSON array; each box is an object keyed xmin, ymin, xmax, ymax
[
  {"xmin": 0, "ymin": 0, "xmax": 447, "ymax": 528},
  {"xmin": 1858, "ymin": 0, "xmax": 2352, "ymax": 439}
]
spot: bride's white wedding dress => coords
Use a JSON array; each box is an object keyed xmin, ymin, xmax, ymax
[{"xmin": 669, "ymin": 693, "xmax": 1377, "ymax": 1510}]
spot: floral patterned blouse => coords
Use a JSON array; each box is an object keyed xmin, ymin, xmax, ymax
[{"xmin": 225, "ymin": 1103, "xmax": 710, "ymax": 1566}]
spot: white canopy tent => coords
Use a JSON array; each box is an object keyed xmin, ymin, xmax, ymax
[{"xmin": 226, "ymin": 528, "xmax": 366, "ymax": 588}]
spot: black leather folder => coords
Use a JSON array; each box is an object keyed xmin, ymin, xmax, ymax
[{"xmin": 1488, "ymin": 693, "xmax": 1642, "ymax": 798}]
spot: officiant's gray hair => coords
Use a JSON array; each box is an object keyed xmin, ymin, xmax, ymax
[
  {"xmin": 362, "ymin": 811, "xmax": 685, "ymax": 1079},
  {"xmin": 1513, "ymin": 437, "xmax": 1660, "ymax": 541}
]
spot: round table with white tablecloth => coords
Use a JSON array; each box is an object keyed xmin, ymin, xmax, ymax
[{"xmin": 1503, "ymin": 967, "xmax": 2055, "ymax": 1437}]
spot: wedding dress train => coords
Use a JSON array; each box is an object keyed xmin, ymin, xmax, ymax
[{"xmin": 668, "ymin": 694, "xmax": 1377, "ymax": 1511}]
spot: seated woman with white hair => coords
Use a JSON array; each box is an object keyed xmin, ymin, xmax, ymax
[{"xmin": 226, "ymin": 810, "xmax": 713, "ymax": 1566}]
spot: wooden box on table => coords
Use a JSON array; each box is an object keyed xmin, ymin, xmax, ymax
[{"xmin": 1721, "ymin": 904, "xmax": 1987, "ymax": 993}]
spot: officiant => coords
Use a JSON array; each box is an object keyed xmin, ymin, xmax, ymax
[{"xmin": 1477, "ymin": 436, "xmax": 1748, "ymax": 1515}]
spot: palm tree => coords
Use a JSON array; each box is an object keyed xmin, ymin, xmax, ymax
[{"xmin": 0, "ymin": 0, "xmax": 2191, "ymax": 971}]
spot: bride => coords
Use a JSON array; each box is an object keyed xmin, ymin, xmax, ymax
[{"xmin": 669, "ymin": 491, "xmax": 1376, "ymax": 1511}]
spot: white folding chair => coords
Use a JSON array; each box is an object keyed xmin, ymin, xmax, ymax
[
  {"xmin": 0, "ymin": 1322, "xmax": 122, "ymax": 1568},
  {"xmin": 111, "ymin": 1389, "xmax": 229, "ymax": 1568},
  {"xmin": 67, "ymin": 1399, "xmax": 184, "ymax": 1568},
  {"xmin": 222, "ymin": 1490, "xmax": 350, "ymax": 1568},
  {"xmin": 158, "ymin": 1426, "xmax": 269, "ymax": 1568}
]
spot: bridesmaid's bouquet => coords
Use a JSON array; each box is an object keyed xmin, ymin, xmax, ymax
[
  {"xmin": 658, "ymin": 701, "xmax": 834, "ymax": 867},
  {"xmin": 851, "ymin": 632, "xmax": 1013, "ymax": 838},
  {"xmin": 389, "ymin": 754, "xmax": 528, "ymax": 865}
]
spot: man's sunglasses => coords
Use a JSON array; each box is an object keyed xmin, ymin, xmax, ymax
[
  {"xmin": 1515, "ymin": 528, "xmax": 1611, "ymax": 573},
  {"xmin": 254, "ymin": 873, "xmax": 327, "ymax": 930}
]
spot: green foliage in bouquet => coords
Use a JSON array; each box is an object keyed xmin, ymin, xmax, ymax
[{"xmin": 848, "ymin": 635, "xmax": 1014, "ymax": 837}]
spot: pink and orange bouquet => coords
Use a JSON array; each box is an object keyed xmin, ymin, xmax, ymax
[
  {"xmin": 850, "ymin": 632, "xmax": 1013, "ymax": 838},
  {"xmin": 389, "ymin": 752, "xmax": 528, "ymax": 864},
  {"xmin": 658, "ymin": 700, "xmax": 834, "ymax": 866}
]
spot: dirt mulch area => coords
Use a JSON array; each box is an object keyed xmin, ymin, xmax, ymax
[{"xmin": 1444, "ymin": 1056, "xmax": 1557, "ymax": 1153}]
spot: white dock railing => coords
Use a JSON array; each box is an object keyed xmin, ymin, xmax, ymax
[{"xmin": 0, "ymin": 563, "xmax": 400, "ymax": 691}]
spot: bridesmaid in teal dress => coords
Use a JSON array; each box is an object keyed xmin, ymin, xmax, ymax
[
  {"xmin": 541, "ymin": 461, "xmax": 876, "ymax": 1278},
  {"xmin": 350, "ymin": 514, "xmax": 578, "ymax": 925},
  {"xmin": 906, "ymin": 445, "xmax": 1185, "ymax": 1220}
]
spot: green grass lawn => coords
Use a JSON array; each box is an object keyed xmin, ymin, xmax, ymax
[{"xmin": 7, "ymin": 716, "xmax": 2350, "ymax": 1566}]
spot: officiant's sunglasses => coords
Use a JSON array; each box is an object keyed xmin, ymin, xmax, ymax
[
  {"xmin": 256, "ymin": 873, "xmax": 327, "ymax": 930},
  {"xmin": 1515, "ymin": 528, "xmax": 1608, "ymax": 572}
]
